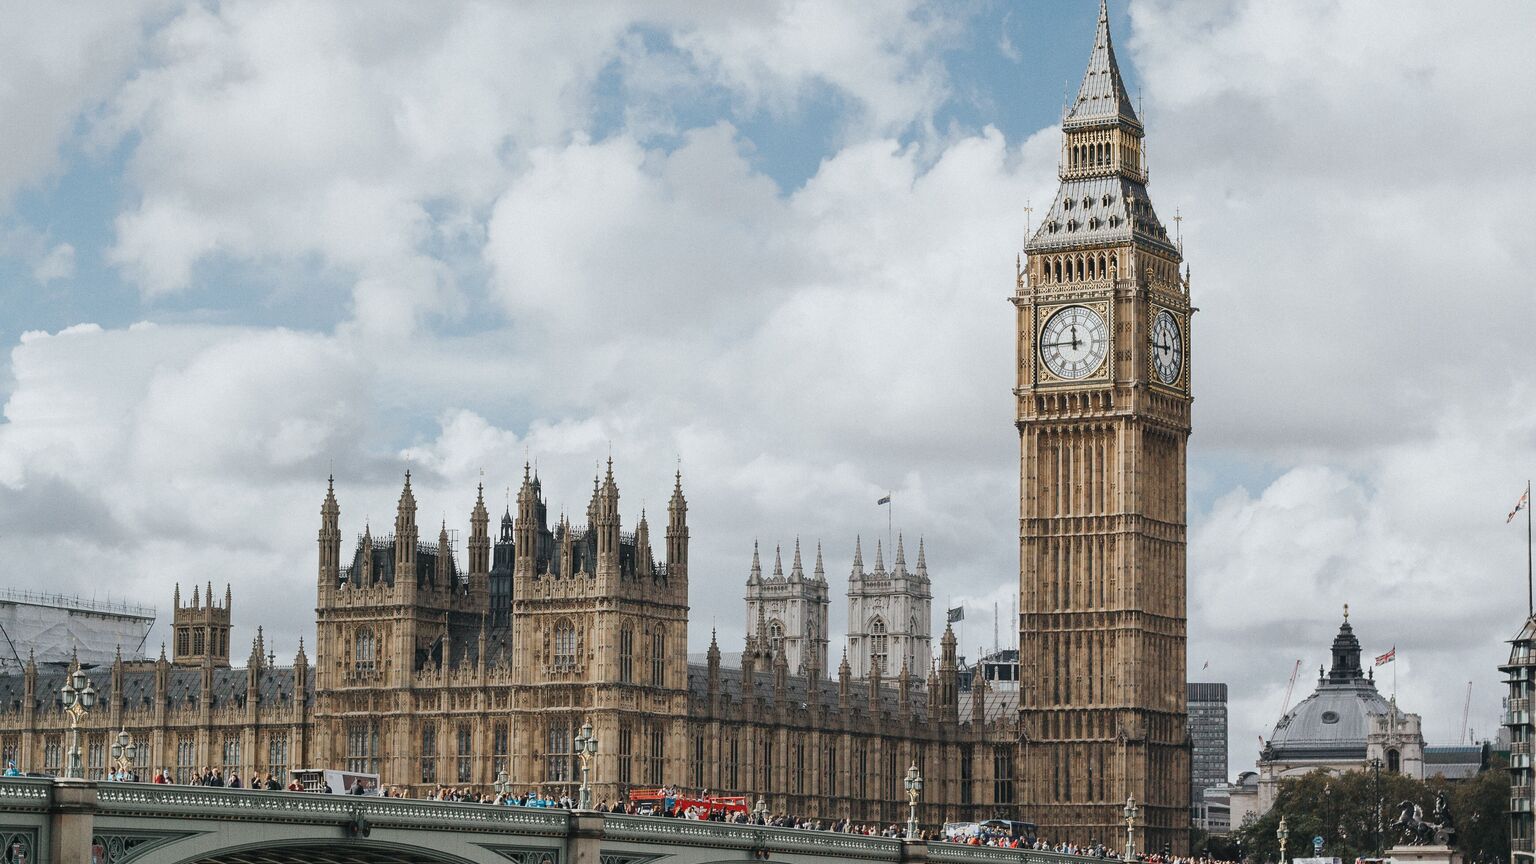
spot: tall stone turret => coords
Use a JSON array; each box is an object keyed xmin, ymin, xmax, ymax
[
  {"xmin": 172, "ymin": 582, "xmax": 232, "ymax": 668},
  {"xmin": 318, "ymin": 475, "xmax": 341, "ymax": 596}
]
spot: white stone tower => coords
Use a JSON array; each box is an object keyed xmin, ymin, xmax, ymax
[
  {"xmin": 845, "ymin": 534, "xmax": 932, "ymax": 679},
  {"xmin": 743, "ymin": 539, "xmax": 830, "ymax": 679}
]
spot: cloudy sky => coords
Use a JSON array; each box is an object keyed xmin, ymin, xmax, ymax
[{"xmin": 1, "ymin": 0, "xmax": 1533, "ymax": 779}]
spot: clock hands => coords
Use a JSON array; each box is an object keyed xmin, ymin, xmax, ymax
[{"xmin": 1043, "ymin": 326, "xmax": 1085, "ymax": 351}]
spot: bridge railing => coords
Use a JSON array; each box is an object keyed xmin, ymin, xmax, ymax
[
  {"xmin": 93, "ymin": 782, "xmax": 570, "ymax": 834},
  {"xmin": 927, "ymin": 842, "xmax": 1107, "ymax": 864},
  {"xmin": 606, "ymin": 813, "xmax": 903, "ymax": 861},
  {"xmin": 0, "ymin": 778, "xmax": 1119, "ymax": 864}
]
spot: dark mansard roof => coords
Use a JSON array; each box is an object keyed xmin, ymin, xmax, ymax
[
  {"xmin": 0, "ymin": 662, "xmax": 314, "ymax": 716},
  {"xmin": 341, "ymin": 535, "xmax": 460, "ymax": 589}
]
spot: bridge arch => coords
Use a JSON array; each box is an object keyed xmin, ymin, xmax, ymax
[{"xmin": 166, "ymin": 838, "xmax": 491, "ymax": 864}]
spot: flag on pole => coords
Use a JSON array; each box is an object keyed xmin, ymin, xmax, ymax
[
  {"xmin": 947, "ymin": 606, "xmax": 965, "ymax": 623},
  {"xmin": 876, "ymin": 494, "xmax": 891, "ymax": 506},
  {"xmin": 1375, "ymin": 646, "xmax": 1396, "ymax": 667},
  {"xmin": 1511, "ymin": 485, "xmax": 1531, "ymax": 523}
]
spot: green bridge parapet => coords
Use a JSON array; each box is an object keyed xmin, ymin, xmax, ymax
[{"xmin": 0, "ymin": 778, "xmax": 1110, "ymax": 864}]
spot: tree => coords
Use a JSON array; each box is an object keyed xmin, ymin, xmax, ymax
[
  {"xmin": 1236, "ymin": 768, "xmax": 1429, "ymax": 862},
  {"xmin": 1234, "ymin": 765, "xmax": 1509, "ymax": 864},
  {"xmin": 1431, "ymin": 758, "xmax": 1510, "ymax": 864}
]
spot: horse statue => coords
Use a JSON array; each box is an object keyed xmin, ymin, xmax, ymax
[
  {"xmin": 1389, "ymin": 796, "xmax": 1457, "ymax": 847},
  {"xmin": 1390, "ymin": 800, "xmax": 1437, "ymax": 846}
]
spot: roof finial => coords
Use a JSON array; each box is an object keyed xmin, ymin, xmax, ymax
[{"xmin": 1343, "ymin": 602, "xmax": 1349, "ymax": 622}]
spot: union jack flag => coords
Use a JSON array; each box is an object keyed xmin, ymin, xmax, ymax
[{"xmin": 1511, "ymin": 484, "xmax": 1531, "ymax": 524}]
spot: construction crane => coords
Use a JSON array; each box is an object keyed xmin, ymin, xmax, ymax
[
  {"xmin": 1279, "ymin": 659, "xmax": 1302, "ymax": 718},
  {"xmin": 1461, "ymin": 681, "xmax": 1473, "ymax": 745}
]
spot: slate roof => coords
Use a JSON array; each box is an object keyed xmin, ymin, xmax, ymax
[
  {"xmin": 1065, "ymin": 0, "xmax": 1140, "ymax": 130},
  {"xmin": 1026, "ymin": 176, "xmax": 1176, "ymax": 255},
  {"xmin": 0, "ymin": 662, "xmax": 313, "ymax": 716},
  {"xmin": 685, "ymin": 663, "xmax": 931, "ymax": 720}
]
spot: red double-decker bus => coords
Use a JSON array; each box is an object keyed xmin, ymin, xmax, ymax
[{"xmin": 627, "ymin": 788, "xmax": 750, "ymax": 818}]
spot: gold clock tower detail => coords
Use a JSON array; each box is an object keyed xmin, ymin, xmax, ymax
[{"xmin": 1015, "ymin": 1, "xmax": 1191, "ymax": 853}]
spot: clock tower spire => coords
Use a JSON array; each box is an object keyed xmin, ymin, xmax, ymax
[{"xmin": 1014, "ymin": 3, "xmax": 1191, "ymax": 854}]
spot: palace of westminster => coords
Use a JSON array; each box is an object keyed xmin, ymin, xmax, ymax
[{"xmin": 0, "ymin": 4, "xmax": 1195, "ymax": 852}]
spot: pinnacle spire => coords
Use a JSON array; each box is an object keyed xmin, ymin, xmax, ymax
[
  {"xmin": 894, "ymin": 533, "xmax": 906, "ymax": 572},
  {"xmin": 916, "ymin": 536, "xmax": 928, "ymax": 578},
  {"xmin": 1065, "ymin": 0, "xmax": 1139, "ymax": 129},
  {"xmin": 748, "ymin": 540, "xmax": 762, "ymax": 585},
  {"xmin": 772, "ymin": 545, "xmax": 784, "ymax": 579},
  {"xmin": 873, "ymin": 539, "xmax": 885, "ymax": 574},
  {"xmin": 790, "ymin": 538, "xmax": 804, "ymax": 581},
  {"xmin": 814, "ymin": 541, "xmax": 826, "ymax": 582}
]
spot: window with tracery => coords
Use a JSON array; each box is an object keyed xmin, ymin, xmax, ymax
[
  {"xmin": 651, "ymin": 628, "xmax": 665, "ymax": 686},
  {"xmin": 354, "ymin": 627, "xmax": 376, "ymax": 671},
  {"xmin": 553, "ymin": 620, "xmax": 577, "ymax": 670},
  {"xmin": 420, "ymin": 723, "xmax": 437, "ymax": 784},
  {"xmin": 768, "ymin": 620, "xmax": 784, "ymax": 655},
  {"xmin": 618, "ymin": 625, "xmax": 633, "ymax": 683},
  {"xmin": 546, "ymin": 721, "xmax": 573, "ymax": 782},
  {"xmin": 492, "ymin": 723, "xmax": 509, "ymax": 777},
  {"xmin": 869, "ymin": 617, "xmax": 888, "ymax": 675},
  {"xmin": 457, "ymin": 725, "xmax": 473, "ymax": 783}
]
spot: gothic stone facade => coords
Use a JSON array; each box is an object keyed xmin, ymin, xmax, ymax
[
  {"xmin": 1016, "ymin": 1, "xmax": 1192, "ymax": 854},
  {"xmin": 0, "ymin": 466, "xmax": 1019, "ymax": 829}
]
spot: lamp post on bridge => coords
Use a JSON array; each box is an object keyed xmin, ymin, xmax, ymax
[
  {"xmin": 1277, "ymin": 815, "xmax": 1290, "ymax": 864},
  {"xmin": 1123, "ymin": 796, "xmax": 1138, "ymax": 861},
  {"xmin": 59, "ymin": 665, "xmax": 97, "ymax": 779},
  {"xmin": 493, "ymin": 770, "xmax": 513, "ymax": 803},
  {"xmin": 109, "ymin": 730, "xmax": 137, "ymax": 781},
  {"xmin": 903, "ymin": 762, "xmax": 923, "ymax": 840},
  {"xmin": 574, "ymin": 719, "xmax": 598, "ymax": 810}
]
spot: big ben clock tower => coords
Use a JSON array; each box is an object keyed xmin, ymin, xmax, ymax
[{"xmin": 1015, "ymin": 1, "xmax": 1191, "ymax": 853}]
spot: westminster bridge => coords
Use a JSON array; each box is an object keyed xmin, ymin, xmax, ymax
[{"xmin": 0, "ymin": 778, "xmax": 1106, "ymax": 864}]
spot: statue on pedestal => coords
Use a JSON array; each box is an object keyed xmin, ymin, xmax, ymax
[{"xmin": 1390, "ymin": 794, "xmax": 1457, "ymax": 847}]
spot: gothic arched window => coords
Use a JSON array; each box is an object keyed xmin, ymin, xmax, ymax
[
  {"xmin": 651, "ymin": 628, "xmax": 666, "ymax": 686},
  {"xmin": 869, "ymin": 617, "xmax": 888, "ymax": 675},
  {"xmin": 554, "ymin": 620, "xmax": 577, "ymax": 670},
  {"xmin": 355, "ymin": 627, "xmax": 376, "ymax": 671},
  {"xmin": 1387, "ymin": 748, "xmax": 1400, "ymax": 773},
  {"xmin": 618, "ymin": 624, "xmax": 634, "ymax": 683},
  {"xmin": 768, "ymin": 620, "xmax": 785, "ymax": 655}
]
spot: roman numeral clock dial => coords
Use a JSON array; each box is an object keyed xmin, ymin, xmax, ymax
[
  {"xmin": 1039, "ymin": 305, "xmax": 1108, "ymax": 380},
  {"xmin": 1151, "ymin": 308, "xmax": 1183, "ymax": 385}
]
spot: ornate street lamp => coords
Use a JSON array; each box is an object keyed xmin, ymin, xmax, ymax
[
  {"xmin": 59, "ymin": 665, "xmax": 97, "ymax": 779},
  {"xmin": 1277, "ymin": 815, "xmax": 1290, "ymax": 864},
  {"xmin": 754, "ymin": 795, "xmax": 768, "ymax": 825},
  {"xmin": 574, "ymin": 719, "xmax": 598, "ymax": 810},
  {"xmin": 492, "ymin": 769, "xmax": 513, "ymax": 802},
  {"xmin": 903, "ymin": 762, "xmax": 924, "ymax": 840},
  {"xmin": 109, "ymin": 730, "xmax": 137, "ymax": 781},
  {"xmin": 1123, "ymin": 796, "xmax": 1138, "ymax": 861}
]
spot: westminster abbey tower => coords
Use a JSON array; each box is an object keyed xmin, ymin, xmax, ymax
[{"xmin": 1016, "ymin": 1, "xmax": 1192, "ymax": 853}]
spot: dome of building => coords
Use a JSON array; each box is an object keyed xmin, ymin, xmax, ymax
[{"xmin": 1265, "ymin": 611, "xmax": 1394, "ymax": 760}]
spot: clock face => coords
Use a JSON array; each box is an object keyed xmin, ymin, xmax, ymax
[
  {"xmin": 1150, "ymin": 309, "xmax": 1183, "ymax": 384},
  {"xmin": 1039, "ymin": 305, "xmax": 1109, "ymax": 380}
]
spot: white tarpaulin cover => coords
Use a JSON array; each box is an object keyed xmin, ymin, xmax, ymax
[{"xmin": 0, "ymin": 591, "xmax": 155, "ymax": 668}]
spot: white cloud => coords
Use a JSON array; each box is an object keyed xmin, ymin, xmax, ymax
[{"xmin": 0, "ymin": 3, "xmax": 168, "ymax": 208}]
